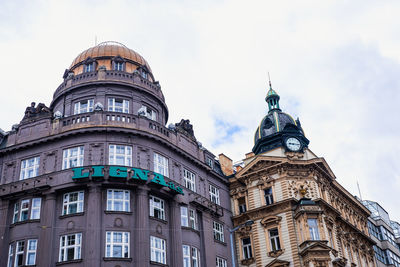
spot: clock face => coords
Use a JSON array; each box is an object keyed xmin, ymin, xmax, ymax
[{"xmin": 286, "ymin": 137, "xmax": 301, "ymax": 151}]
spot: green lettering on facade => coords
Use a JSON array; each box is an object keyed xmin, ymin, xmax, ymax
[
  {"xmin": 72, "ymin": 167, "xmax": 90, "ymax": 179},
  {"xmin": 109, "ymin": 166, "xmax": 128, "ymax": 178},
  {"xmin": 92, "ymin": 166, "xmax": 105, "ymax": 178},
  {"xmin": 131, "ymin": 168, "xmax": 149, "ymax": 181},
  {"xmin": 150, "ymin": 173, "xmax": 168, "ymax": 186}
]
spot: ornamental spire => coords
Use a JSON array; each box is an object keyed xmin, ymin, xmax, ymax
[{"xmin": 265, "ymin": 72, "xmax": 281, "ymax": 113}]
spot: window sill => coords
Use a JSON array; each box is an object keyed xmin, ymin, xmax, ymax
[
  {"xmin": 268, "ymin": 249, "xmax": 284, "ymax": 257},
  {"xmin": 181, "ymin": 226, "xmax": 200, "ymax": 235},
  {"xmin": 56, "ymin": 259, "xmax": 83, "ymax": 265},
  {"xmin": 104, "ymin": 210, "xmax": 132, "ymax": 215},
  {"xmin": 241, "ymin": 257, "xmax": 255, "ymax": 265},
  {"xmin": 103, "ymin": 257, "xmax": 132, "ymax": 261},
  {"xmin": 59, "ymin": 212, "xmax": 84, "ymax": 219},
  {"xmin": 149, "ymin": 216, "xmax": 167, "ymax": 224},
  {"xmin": 150, "ymin": 261, "xmax": 168, "ymax": 266},
  {"xmin": 214, "ymin": 239, "xmax": 227, "ymax": 246},
  {"xmin": 10, "ymin": 219, "xmax": 40, "ymax": 227}
]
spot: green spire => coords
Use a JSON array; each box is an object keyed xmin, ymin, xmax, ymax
[{"xmin": 265, "ymin": 73, "xmax": 281, "ymax": 113}]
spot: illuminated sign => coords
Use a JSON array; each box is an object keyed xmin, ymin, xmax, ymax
[{"xmin": 72, "ymin": 166, "xmax": 184, "ymax": 195}]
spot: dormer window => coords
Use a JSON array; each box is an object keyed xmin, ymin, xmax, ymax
[
  {"xmin": 114, "ymin": 62, "xmax": 124, "ymax": 71},
  {"xmin": 84, "ymin": 63, "xmax": 94, "ymax": 73},
  {"xmin": 112, "ymin": 56, "xmax": 125, "ymax": 71},
  {"xmin": 82, "ymin": 57, "xmax": 96, "ymax": 73},
  {"xmin": 141, "ymin": 71, "xmax": 148, "ymax": 79}
]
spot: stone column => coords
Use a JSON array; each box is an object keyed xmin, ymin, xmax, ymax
[
  {"xmin": 169, "ymin": 200, "xmax": 183, "ymax": 267},
  {"xmin": 0, "ymin": 199, "xmax": 10, "ymax": 267},
  {"xmin": 134, "ymin": 187, "xmax": 150, "ymax": 266},
  {"xmin": 84, "ymin": 185, "xmax": 102, "ymax": 266}
]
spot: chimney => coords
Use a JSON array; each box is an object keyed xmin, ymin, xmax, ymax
[
  {"xmin": 245, "ymin": 152, "xmax": 255, "ymax": 159},
  {"xmin": 218, "ymin": 153, "xmax": 233, "ymax": 176}
]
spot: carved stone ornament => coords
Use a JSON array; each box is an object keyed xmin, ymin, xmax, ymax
[
  {"xmin": 287, "ymin": 180, "xmax": 315, "ymax": 199},
  {"xmin": 260, "ymin": 216, "xmax": 282, "ymax": 228},
  {"xmin": 94, "ymin": 102, "xmax": 104, "ymax": 111},
  {"xmin": 241, "ymin": 257, "xmax": 255, "ymax": 266},
  {"xmin": 285, "ymin": 151, "xmax": 304, "ymax": 159},
  {"xmin": 236, "ymin": 226, "xmax": 252, "ymax": 237},
  {"xmin": 53, "ymin": 110, "xmax": 62, "ymax": 119},
  {"xmin": 23, "ymin": 102, "xmax": 51, "ymax": 120},
  {"xmin": 175, "ymin": 119, "xmax": 195, "ymax": 139}
]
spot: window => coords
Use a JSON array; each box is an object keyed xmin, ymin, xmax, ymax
[
  {"xmin": 138, "ymin": 105, "xmax": 157, "ymax": 121},
  {"xmin": 63, "ymin": 191, "xmax": 84, "ymax": 215},
  {"xmin": 238, "ymin": 197, "xmax": 247, "ymax": 214},
  {"xmin": 59, "ymin": 233, "xmax": 82, "ymax": 262},
  {"xmin": 264, "ymin": 187, "xmax": 274, "ymax": 205},
  {"xmin": 308, "ymin": 218, "xmax": 320, "ymax": 240},
  {"xmin": 84, "ymin": 63, "xmax": 94, "ymax": 73},
  {"xmin": 206, "ymin": 157, "xmax": 213, "ymax": 168},
  {"xmin": 74, "ymin": 99, "xmax": 93, "ymax": 114},
  {"xmin": 191, "ymin": 247, "xmax": 199, "ymax": 267},
  {"xmin": 62, "ymin": 146, "xmax": 84, "ymax": 170},
  {"xmin": 216, "ymin": 257, "xmax": 227, "ymax": 267},
  {"xmin": 106, "ymin": 231, "xmax": 130, "ymax": 258},
  {"xmin": 209, "ymin": 184, "xmax": 220, "ymax": 205},
  {"xmin": 12, "ymin": 198, "xmax": 41, "ymax": 223},
  {"xmin": 181, "ymin": 207, "xmax": 197, "ymax": 230},
  {"xmin": 141, "ymin": 71, "xmax": 148, "ymax": 79},
  {"xmin": 26, "ymin": 240, "xmax": 37, "ymax": 265},
  {"xmin": 181, "ymin": 206, "xmax": 188, "ymax": 227},
  {"xmin": 109, "ymin": 145, "xmax": 132, "ymax": 166},
  {"xmin": 183, "ymin": 245, "xmax": 200, "ymax": 267},
  {"xmin": 184, "ymin": 169, "xmax": 196, "ymax": 192},
  {"xmin": 107, "ymin": 189, "xmax": 130, "ymax": 212},
  {"xmin": 114, "ymin": 61, "xmax": 124, "ymax": 71},
  {"xmin": 269, "ymin": 228, "xmax": 281, "ymax": 251},
  {"xmin": 108, "ymin": 98, "xmax": 129, "ymax": 113},
  {"xmin": 213, "ymin": 221, "xmax": 224, "ymax": 242},
  {"xmin": 150, "ymin": 236, "xmax": 166, "ymax": 264},
  {"xmin": 373, "ymin": 246, "xmax": 388, "ymax": 264},
  {"xmin": 154, "ymin": 153, "xmax": 169, "ymax": 176},
  {"xmin": 189, "ymin": 209, "xmax": 197, "ymax": 230},
  {"xmin": 183, "ymin": 245, "xmax": 190, "ymax": 267},
  {"xmin": 20, "ymin": 156, "xmax": 40, "ymax": 180},
  {"xmin": 150, "ymin": 195, "xmax": 165, "ymax": 220},
  {"xmin": 15, "ymin": 241, "xmax": 24, "ymax": 267},
  {"xmin": 7, "ymin": 244, "xmax": 13, "ymax": 267},
  {"xmin": 242, "ymin": 237, "xmax": 253, "ymax": 259}
]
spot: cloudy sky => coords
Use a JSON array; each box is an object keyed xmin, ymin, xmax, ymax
[{"xmin": 1, "ymin": 0, "xmax": 399, "ymax": 221}]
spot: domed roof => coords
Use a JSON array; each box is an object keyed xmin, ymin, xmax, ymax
[
  {"xmin": 254, "ymin": 111, "xmax": 304, "ymax": 144},
  {"xmin": 69, "ymin": 41, "xmax": 152, "ymax": 73}
]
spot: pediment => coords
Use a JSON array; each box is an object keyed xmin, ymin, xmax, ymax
[
  {"xmin": 299, "ymin": 240, "xmax": 331, "ymax": 255},
  {"xmin": 236, "ymin": 156, "xmax": 283, "ymax": 178},
  {"xmin": 265, "ymin": 259, "xmax": 290, "ymax": 267}
]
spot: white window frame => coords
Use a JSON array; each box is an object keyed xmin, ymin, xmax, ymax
[
  {"xmin": 191, "ymin": 247, "xmax": 199, "ymax": 267},
  {"xmin": 26, "ymin": 239, "xmax": 37, "ymax": 266},
  {"xmin": 181, "ymin": 206, "xmax": 188, "ymax": 227},
  {"xmin": 108, "ymin": 98, "xmax": 129, "ymax": 113},
  {"xmin": 7, "ymin": 244, "xmax": 14, "ymax": 267},
  {"xmin": 269, "ymin": 228, "xmax": 281, "ymax": 251},
  {"xmin": 107, "ymin": 189, "xmax": 130, "ymax": 212},
  {"xmin": 308, "ymin": 218, "xmax": 320, "ymax": 240},
  {"xmin": 20, "ymin": 156, "xmax": 40, "ymax": 180},
  {"xmin": 216, "ymin": 256, "xmax": 227, "ymax": 267},
  {"xmin": 59, "ymin": 233, "xmax": 82, "ymax": 262},
  {"xmin": 20, "ymin": 199, "xmax": 30, "ymax": 221},
  {"xmin": 109, "ymin": 145, "xmax": 132, "ymax": 166},
  {"xmin": 183, "ymin": 169, "xmax": 196, "ymax": 192},
  {"xmin": 62, "ymin": 146, "xmax": 84, "ymax": 170},
  {"xmin": 149, "ymin": 195, "xmax": 165, "ymax": 220},
  {"xmin": 15, "ymin": 241, "xmax": 25, "ymax": 267},
  {"xmin": 74, "ymin": 99, "xmax": 94, "ymax": 114},
  {"xmin": 154, "ymin": 153, "xmax": 169, "ymax": 177},
  {"xmin": 213, "ymin": 221, "xmax": 224, "ymax": 242},
  {"xmin": 150, "ymin": 236, "xmax": 166, "ymax": 264},
  {"xmin": 13, "ymin": 198, "xmax": 41, "ymax": 223},
  {"xmin": 183, "ymin": 245, "xmax": 190, "ymax": 267},
  {"xmin": 84, "ymin": 63, "xmax": 94, "ymax": 73},
  {"xmin": 189, "ymin": 209, "xmax": 197, "ymax": 230},
  {"xmin": 114, "ymin": 61, "xmax": 124, "ymax": 71},
  {"xmin": 242, "ymin": 237, "xmax": 253, "ymax": 259},
  {"xmin": 209, "ymin": 184, "xmax": 220, "ymax": 205},
  {"xmin": 264, "ymin": 187, "xmax": 274, "ymax": 205},
  {"xmin": 63, "ymin": 191, "xmax": 84, "ymax": 215},
  {"xmin": 105, "ymin": 231, "xmax": 130, "ymax": 258},
  {"xmin": 30, "ymin": 198, "xmax": 41, "ymax": 220}
]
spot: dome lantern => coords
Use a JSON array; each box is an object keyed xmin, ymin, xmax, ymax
[{"xmin": 265, "ymin": 78, "xmax": 281, "ymax": 113}]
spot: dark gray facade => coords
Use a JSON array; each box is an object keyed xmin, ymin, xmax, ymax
[{"xmin": 0, "ymin": 42, "xmax": 232, "ymax": 267}]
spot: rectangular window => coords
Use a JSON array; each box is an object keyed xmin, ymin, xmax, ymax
[
  {"xmin": 150, "ymin": 236, "xmax": 166, "ymax": 264},
  {"xmin": 206, "ymin": 157, "xmax": 213, "ymax": 168},
  {"xmin": 63, "ymin": 191, "xmax": 84, "ymax": 215},
  {"xmin": 20, "ymin": 199, "xmax": 30, "ymax": 221},
  {"xmin": 189, "ymin": 209, "xmax": 197, "ymax": 230},
  {"xmin": 26, "ymin": 239, "xmax": 37, "ymax": 265},
  {"xmin": 30, "ymin": 198, "xmax": 41, "ymax": 219},
  {"xmin": 114, "ymin": 62, "xmax": 124, "ymax": 71},
  {"xmin": 209, "ymin": 184, "xmax": 220, "ymax": 205},
  {"xmin": 7, "ymin": 244, "xmax": 13, "ymax": 267},
  {"xmin": 216, "ymin": 257, "xmax": 227, "ymax": 267},
  {"xmin": 139, "ymin": 105, "xmax": 157, "ymax": 121},
  {"xmin": 308, "ymin": 218, "xmax": 320, "ymax": 240},
  {"xmin": 15, "ymin": 241, "xmax": 24, "ymax": 267},
  {"xmin": 238, "ymin": 197, "xmax": 247, "ymax": 214},
  {"xmin": 108, "ymin": 98, "xmax": 129, "ymax": 113},
  {"xmin": 242, "ymin": 237, "xmax": 253, "ymax": 259},
  {"xmin": 213, "ymin": 221, "xmax": 224, "ymax": 242},
  {"xmin": 154, "ymin": 153, "xmax": 169, "ymax": 176},
  {"xmin": 13, "ymin": 198, "xmax": 41, "ymax": 223},
  {"xmin": 59, "ymin": 233, "xmax": 82, "ymax": 262},
  {"xmin": 184, "ymin": 169, "xmax": 196, "ymax": 192},
  {"xmin": 183, "ymin": 245, "xmax": 190, "ymax": 267},
  {"xmin": 109, "ymin": 145, "xmax": 132, "ymax": 166},
  {"xmin": 264, "ymin": 187, "xmax": 274, "ymax": 205},
  {"xmin": 269, "ymin": 228, "xmax": 281, "ymax": 251},
  {"xmin": 84, "ymin": 63, "xmax": 94, "ymax": 73},
  {"xmin": 106, "ymin": 231, "xmax": 130, "ymax": 258},
  {"xmin": 149, "ymin": 195, "xmax": 165, "ymax": 220},
  {"xmin": 107, "ymin": 189, "xmax": 130, "ymax": 212},
  {"xmin": 62, "ymin": 146, "xmax": 84, "ymax": 170},
  {"xmin": 181, "ymin": 206, "xmax": 188, "ymax": 227},
  {"xmin": 191, "ymin": 247, "xmax": 199, "ymax": 267},
  {"xmin": 74, "ymin": 99, "xmax": 94, "ymax": 114},
  {"xmin": 20, "ymin": 156, "xmax": 40, "ymax": 180}
]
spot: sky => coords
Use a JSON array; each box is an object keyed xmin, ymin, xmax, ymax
[{"xmin": 0, "ymin": 0, "xmax": 399, "ymax": 221}]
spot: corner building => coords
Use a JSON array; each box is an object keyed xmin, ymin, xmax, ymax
[
  {"xmin": 229, "ymin": 85, "xmax": 376, "ymax": 267},
  {"xmin": 0, "ymin": 42, "xmax": 232, "ymax": 267}
]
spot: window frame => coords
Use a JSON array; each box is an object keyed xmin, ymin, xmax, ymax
[
  {"xmin": 153, "ymin": 152, "xmax": 169, "ymax": 177},
  {"xmin": 264, "ymin": 187, "xmax": 274, "ymax": 206},
  {"xmin": 216, "ymin": 256, "xmax": 227, "ymax": 267},
  {"xmin": 7, "ymin": 243, "xmax": 14, "ymax": 267},
  {"xmin": 62, "ymin": 146, "xmax": 84, "ymax": 170},
  {"xmin": 62, "ymin": 191, "xmax": 84, "ymax": 215},
  {"xmin": 108, "ymin": 97, "xmax": 129, "ymax": 113},
  {"xmin": 209, "ymin": 184, "xmax": 220, "ymax": 205},
  {"xmin": 183, "ymin": 169, "xmax": 196, "ymax": 192},
  {"xmin": 181, "ymin": 206, "xmax": 189, "ymax": 227},
  {"xmin": 149, "ymin": 195, "xmax": 165, "ymax": 220},
  {"xmin": 26, "ymin": 239, "xmax": 37, "ymax": 266},
  {"xmin": 59, "ymin": 233, "xmax": 82, "ymax": 262},
  {"xmin": 20, "ymin": 156, "xmax": 40, "ymax": 180},
  {"xmin": 150, "ymin": 236, "xmax": 166, "ymax": 264},
  {"xmin": 268, "ymin": 228, "xmax": 281, "ymax": 251},
  {"xmin": 241, "ymin": 237, "xmax": 253, "ymax": 260},
  {"xmin": 74, "ymin": 99, "xmax": 94, "ymax": 114},
  {"xmin": 108, "ymin": 144, "xmax": 132, "ymax": 166},
  {"xmin": 213, "ymin": 221, "xmax": 225, "ymax": 242},
  {"xmin": 238, "ymin": 197, "xmax": 247, "ymax": 214},
  {"xmin": 12, "ymin": 198, "xmax": 41, "ymax": 223},
  {"xmin": 105, "ymin": 231, "xmax": 130, "ymax": 258},
  {"xmin": 106, "ymin": 189, "xmax": 130, "ymax": 212},
  {"xmin": 308, "ymin": 218, "xmax": 320, "ymax": 240}
]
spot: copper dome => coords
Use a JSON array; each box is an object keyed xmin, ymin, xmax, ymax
[{"xmin": 69, "ymin": 41, "xmax": 152, "ymax": 73}]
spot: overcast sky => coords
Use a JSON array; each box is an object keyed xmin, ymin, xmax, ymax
[{"xmin": 1, "ymin": 0, "xmax": 399, "ymax": 221}]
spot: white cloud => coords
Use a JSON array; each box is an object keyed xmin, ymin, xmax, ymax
[{"xmin": 0, "ymin": 0, "xmax": 399, "ymax": 220}]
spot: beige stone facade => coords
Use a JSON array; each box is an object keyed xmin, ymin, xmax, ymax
[{"xmin": 230, "ymin": 147, "xmax": 376, "ymax": 267}]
